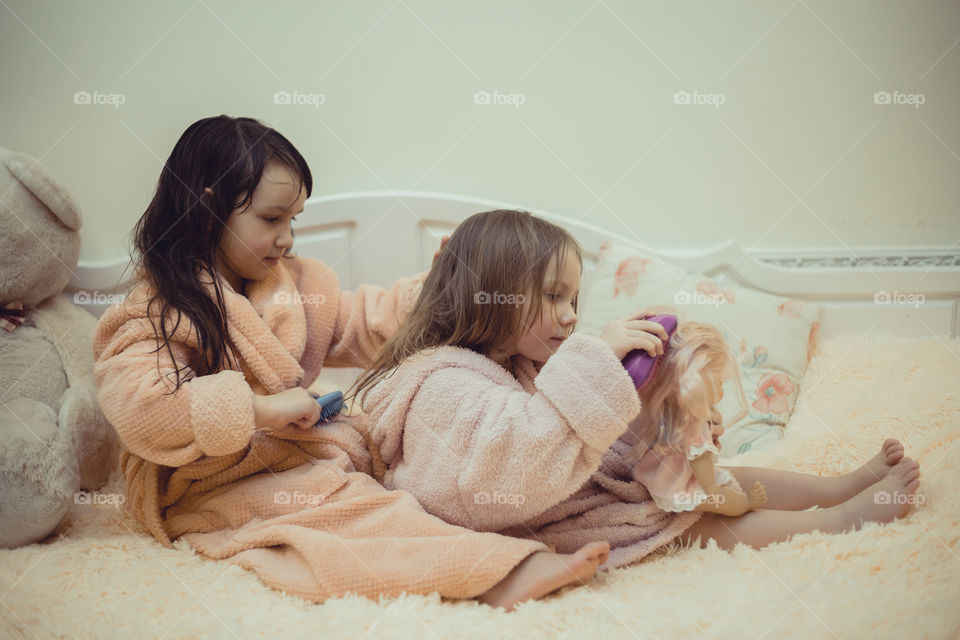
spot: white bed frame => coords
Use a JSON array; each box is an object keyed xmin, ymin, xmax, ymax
[{"xmin": 69, "ymin": 190, "xmax": 960, "ymax": 388}]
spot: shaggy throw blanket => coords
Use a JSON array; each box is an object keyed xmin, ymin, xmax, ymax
[{"xmin": 2, "ymin": 335, "xmax": 958, "ymax": 639}]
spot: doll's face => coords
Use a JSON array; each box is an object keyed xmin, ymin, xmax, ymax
[
  {"xmin": 698, "ymin": 363, "xmax": 727, "ymax": 415},
  {"xmin": 712, "ymin": 383, "xmax": 724, "ymax": 405}
]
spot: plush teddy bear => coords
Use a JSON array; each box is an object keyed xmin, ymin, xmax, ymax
[{"xmin": 0, "ymin": 146, "xmax": 118, "ymax": 548}]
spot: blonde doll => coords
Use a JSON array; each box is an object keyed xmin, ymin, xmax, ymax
[{"xmin": 629, "ymin": 320, "xmax": 768, "ymax": 516}]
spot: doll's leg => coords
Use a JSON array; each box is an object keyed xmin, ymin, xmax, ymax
[
  {"xmin": 719, "ymin": 438, "xmax": 905, "ymax": 510},
  {"xmin": 679, "ymin": 458, "xmax": 920, "ymax": 550},
  {"xmin": 694, "ymin": 481, "xmax": 767, "ymax": 516}
]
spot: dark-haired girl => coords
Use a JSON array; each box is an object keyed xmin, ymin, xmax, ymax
[{"xmin": 93, "ymin": 116, "xmax": 609, "ymax": 610}]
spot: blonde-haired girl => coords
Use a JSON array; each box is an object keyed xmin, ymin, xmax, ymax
[{"xmin": 358, "ymin": 209, "xmax": 920, "ymax": 562}]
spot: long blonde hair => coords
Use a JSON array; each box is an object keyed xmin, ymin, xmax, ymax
[
  {"xmin": 349, "ymin": 209, "xmax": 582, "ymax": 408},
  {"xmin": 629, "ymin": 320, "xmax": 747, "ymax": 459}
]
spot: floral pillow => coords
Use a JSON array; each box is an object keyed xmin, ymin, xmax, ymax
[{"xmin": 576, "ymin": 239, "xmax": 825, "ymax": 457}]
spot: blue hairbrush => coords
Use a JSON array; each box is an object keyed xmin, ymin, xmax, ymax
[{"xmin": 314, "ymin": 390, "xmax": 345, "ymax": 423}]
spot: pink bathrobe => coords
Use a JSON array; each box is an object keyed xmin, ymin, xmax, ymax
[
  {"xmin": 93, "ymin": 256, "xmax": 546, "ymax": 603},
  {"xmin": 366, "ymin": 333, "xmax": 703, "ymax": 568}
]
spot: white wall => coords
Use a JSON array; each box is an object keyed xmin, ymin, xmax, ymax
[{"xmin": 1, "ymin": 0, "xmax": 958, "ymax": 263}]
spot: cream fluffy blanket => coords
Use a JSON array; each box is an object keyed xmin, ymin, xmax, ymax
[{"xmin": 2, "ymin": 335, "xmax": 958, "ymax": 639}]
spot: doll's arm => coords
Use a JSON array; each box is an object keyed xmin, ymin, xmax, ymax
[
  {"xmin": 690, "ymin": 452, "xmax": 721, "ymax": 494},
  {"xmin": 691, "ymin": 452, "xmax": 769, "ymax": 516}
]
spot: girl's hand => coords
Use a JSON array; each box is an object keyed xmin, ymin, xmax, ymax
[
  {"xmin": 600, "ymin": 309, "xmax": 670, "ymax": 360},
  {"xmin": 253, "ymin": 388, "xmax": 323, "ymax": 430},
  {"xmin": 432, "ymin": 235, "xmax": 450, "ymax": 267}
]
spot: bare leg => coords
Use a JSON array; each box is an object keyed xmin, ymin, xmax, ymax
[
  {"xmin": 680, "ymin": 458, "xmax": 920, "ymax": 550},
  {"xmin": 476, "ymin": 541, "xmax": 610, "ymax": 612},
  {"xmin": 720, "ymin": 438, "xmax": 905, "ymax": 510}
]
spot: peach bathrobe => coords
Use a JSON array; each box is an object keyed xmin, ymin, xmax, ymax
[
  {"xmin": 366, "ymin": 334, "xmax": 702, "ymax": 568},
  {"xmin": 93, "ymin": 256, "xmax": 546, "ymax": 603}
]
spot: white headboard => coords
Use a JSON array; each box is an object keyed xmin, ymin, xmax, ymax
[{"xmin": 69, "ymin": 190, "xmax": 960, "ymax": 343}]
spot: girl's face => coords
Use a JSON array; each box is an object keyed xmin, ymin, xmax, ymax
[
  {"xmin": 504, "ymin": 246, "xmax": 581, "ymax": 364},
  {"xmin": 215, "ymin": 161, "xmax": 305, "ymax": 292}
]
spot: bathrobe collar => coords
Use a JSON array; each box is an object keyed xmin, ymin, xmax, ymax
[{"xmin": 200, "ymin": 262, "xmax": 307, "ymax": 394}]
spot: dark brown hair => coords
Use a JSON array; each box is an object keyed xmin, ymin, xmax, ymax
[{"xmin": 131, "ymin": 115, "xmax": 312, "ymax": 392}]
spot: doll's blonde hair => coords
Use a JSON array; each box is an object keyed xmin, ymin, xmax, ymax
[{"xmin": 628, "ymin": 319, "xmax": 747, "ymax": 460}]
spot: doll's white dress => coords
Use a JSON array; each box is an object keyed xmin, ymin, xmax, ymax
[{"xmin": 632, "ymin": 420, "xmax": 736, "ymax": 512}]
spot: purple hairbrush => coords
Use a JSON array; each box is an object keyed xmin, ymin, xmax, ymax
[{"xmin": 622, "ymin": 314, "xmax": 678, "ymax": 390}]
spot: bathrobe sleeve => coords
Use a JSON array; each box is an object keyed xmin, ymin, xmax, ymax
[
  {"xmin": 323, "ymin": 272, "xmax": 427, "ymax": 369},
  {"xmin": 94, "ymin": 312, "xmax": 257, "ymax": 468},
  {"xmin": 402, "ymin": 334, "xmax": 641, "ymax": 531}
]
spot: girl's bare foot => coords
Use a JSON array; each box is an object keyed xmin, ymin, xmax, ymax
[
  {"xmin": 836, "ymin": 457, "xmax": 920, "ymax": 531},
  {"xmin": 477, "ymin": 541, "xmax": 610, "ymax": 612},
  {"xmin": 863, "ymin": 438, "xmax": 906, "ymax": 478},
  {"xmin": 831, "ymin": 438, "xmax": 905, "ymax": 505}
]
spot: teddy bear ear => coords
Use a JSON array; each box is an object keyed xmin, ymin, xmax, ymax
[{"xmin": 4, "ymin": 152, "xmax": 82, "ymax": 232}]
